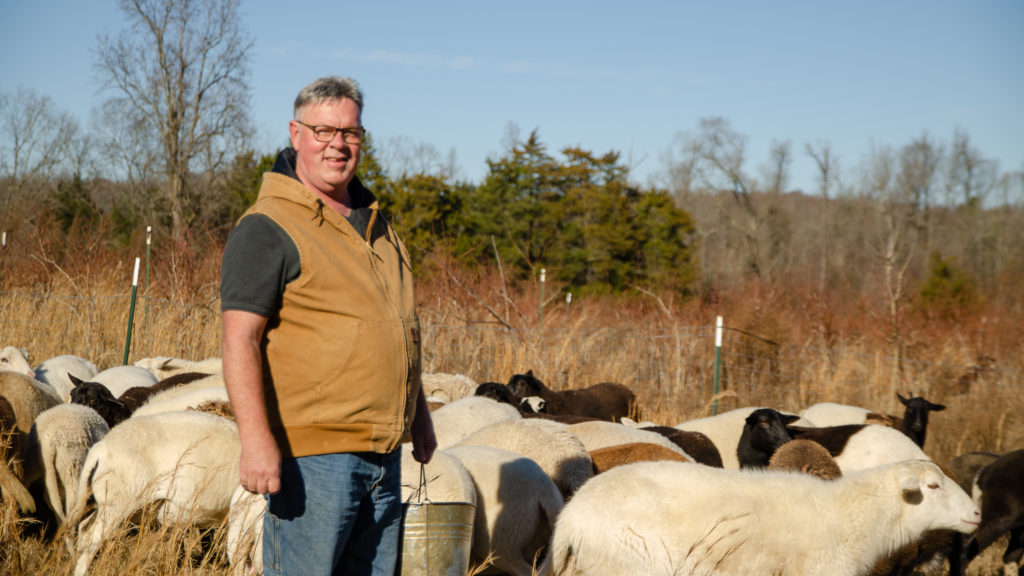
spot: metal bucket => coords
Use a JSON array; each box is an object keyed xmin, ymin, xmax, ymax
[{"xmin": 398, "ymin": 500, "xmax": 475, "ymax": 576}]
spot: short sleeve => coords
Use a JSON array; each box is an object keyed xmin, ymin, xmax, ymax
[{"xmin": 220, "ymin": 214, "xmax": 300, "ymax": 317}]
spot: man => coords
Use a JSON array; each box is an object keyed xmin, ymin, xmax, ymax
[{"xmin": 221, "ymin": 76, "xmax": 436, "ymax": 576}]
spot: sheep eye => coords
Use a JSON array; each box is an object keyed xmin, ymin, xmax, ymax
[{"xmin": 927, "ymin": 483, "xmax": 940, "ymax": 490}]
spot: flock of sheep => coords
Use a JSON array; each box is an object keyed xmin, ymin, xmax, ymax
[{"xmin": 1, "ymin": 344, "xmax": 1021, "ymax": 576}]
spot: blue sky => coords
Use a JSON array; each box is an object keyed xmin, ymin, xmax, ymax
[{"xmin": 2, "ymin": 1, "xmax": 1022, "ymax": 194}]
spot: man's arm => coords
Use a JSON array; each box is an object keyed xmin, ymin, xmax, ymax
[
  {"xmin": 222, "ymin": 309, "xmax": 281, "ymax": 494},
  {"xmin": 410, "ymin": 384, "xmax": 437, "ymax": 463}
]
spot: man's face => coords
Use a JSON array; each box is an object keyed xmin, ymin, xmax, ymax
[{"xmin": 289, "ymin": 98, "xmax": 362, "ymax": 197}]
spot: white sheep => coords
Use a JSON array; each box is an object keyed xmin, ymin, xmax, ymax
[
  {"xmin": 421, "ymin": 372, "xmax": 477, "ymax": 403},
  {"xmin": 454, "ymin": 417, "xmax": 594, "ymax": 499},
  {"xmin": 791, "ymin": 423, "xmax": 931, "ymax": 474},
  {"xmin": 0, "ymin": 346, "xmax": 34, "ymax": 378},
  {"xmin": 445, "ymin": 445, "xmax": 564, "ymax": 576},
  {"xmin": 25, "ymin": 403, "xmax": 109, "ymax": 522},
  {"xmin": 226, "ymin": 485, "xmax": 266, "ymax": 576},
  {"xmin": 675, "ymin": 406, "xmax": 811, "ymax": 469},
  {"xmin": 34, "ymin": 354, "xmax": 99, "ymax": 402},
  {"xmin": 67, "ymin": 410, "xmax": 241, "ymax": 576},
  {"xmin": 567, "ymin": 420, "xmax": 692, "ymax": 460},
  {"xmin": 799, "ymin": 401, "xmax": 872, "ymax": 426},
  {"xmin": 0, "ymin": 371, "xmax": 61, "ymax": 513},
  {"xmin": 544, "ymin": 459, "xmax": 981, "ymax": 576},
  {"xmin": 133, "ymin": 355, "xmax": 223, "ymax": 379},
  {"xmin": 401, "ymin": 444, "xmax": 476, "ymax": 505},
  {"xmin": 130, "ymin": 383, "xmax": 229, "ymax": 418},
  {"xmin": 431, "ymin": 396, "xmax": 522, "ymax": 449},
  {"xmin": 85, "ymin": 365, "xmax": 158, "ymax": 397}
]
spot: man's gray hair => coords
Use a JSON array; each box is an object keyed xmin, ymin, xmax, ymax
[{"xmin": 294, "ymin": 76, "xmax": 364, "ymax": 118}]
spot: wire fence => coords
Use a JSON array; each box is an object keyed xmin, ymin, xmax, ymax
[{"xmin": 2, "ymin": 287, "xmax": 1017, "ymax": 420}]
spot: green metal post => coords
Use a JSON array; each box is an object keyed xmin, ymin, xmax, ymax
[
  {"xmin": 712, "ymin": 316, "xmax": 723, "ymax": 416},
  {"xmin": 122, "ymin": 258, "xmax": 140, "ymax": 365}
]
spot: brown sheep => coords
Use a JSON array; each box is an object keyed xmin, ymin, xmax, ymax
[
  {"xmin": 589, "ymin": 442, "xmax": 691, "ymax": 474},
  {"xmin": 0, "ymin": 371, "xmax": 61, "ymax": 513},
  {"xmin": 506, "ymin": 370, "xmax": 636, "ymax": 422},
  {"xmin": 767, "ymin": 438, "xmax": 842, "ymax": 480}
]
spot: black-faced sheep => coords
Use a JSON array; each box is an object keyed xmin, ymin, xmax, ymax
[
  {"xmin": 506, "ymin": 370, "xmax": 636, "ymax": 422},
  {"xmin": 799, "ymin": 393, "xmax": 946, "ymax": 450},
  {"xmin": 83, "ymin": 365, "xmax": 157, "ymax": 397},
  {"xmin": 736, "ymin": 407, "xmax": 799, "ymax": 469},
  {"xmin": 589, "ymin": 442, "xmax": 692, "ymax": 474},
  {"xmin": 891, "ymin": 392, "xmax": 945, "ymax": 449},
  {"xmin": 69, "ymin": 375, "xmax": 131, "ymax": 428},
  {"xmin": 544, "ymin": 459, "xmax": 980, "ymax": 576},
  {"xmin": 949, "ymin": 448, "xmax": 1024, "ymax": 576},
  {"xmin": 675, "ymin": 406, "xmax": 802, "ymax": 469}
]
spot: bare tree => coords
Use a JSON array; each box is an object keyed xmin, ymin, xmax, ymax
[
  {"xmin": 945, "ymin": 127, "xmax": 997, "ymax": 207},
  {"xmin": 95, "ymin": 0, "xmax": 253, "ymax": 240},
  {"xmin": 0, "ymin": 87, "xmax": 82, "ymax": 211},
  {"xmin": 897, "ymin": 133, "xmax": 942, "ymax": 250},
  {"xmin": 806, "ymin": 141, "xmax": 837, "ymax": 292},
  {"xmin": 863, "ymin": 144, "xmax": 918, "ymax": 388}
]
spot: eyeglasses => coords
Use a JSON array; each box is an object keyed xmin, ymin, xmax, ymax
[{"xmin": 294, "ymin": 120, "xmax": 366, "ymax": 144}]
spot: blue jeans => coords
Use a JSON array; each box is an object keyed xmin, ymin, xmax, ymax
[{"xmin": 262, "ymin": 450, "xmax": 402, "ymax": 576}]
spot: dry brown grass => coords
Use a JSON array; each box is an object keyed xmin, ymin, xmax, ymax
[{"xmin": 1, "ymin": 244, "xmax": 1021, "ymax": 575}]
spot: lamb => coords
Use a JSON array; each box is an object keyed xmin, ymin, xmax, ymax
[
  {"xmin": 69, "ymin": 376, "xmax": 131, "ymax": 427},
  {"xmin": 132, "ymin": 355, "xmax": 223, "ymax": 379},
  {"xmin": 454, "ymin": 417, "xmax": 594, "ymax": 499},
  {"xmin": 736, "ymin": 407, "xmax": 799, "ymax": 469},
  {"xmin": 445, "ymin": 445, "xmax": 564, "ymax": 576},
  {"xmin": 506, "ymin": 370, "xmax": 636, "ymax": 422},
  {"xmin": 949, "ymin": 448, "xmax": 1024, "ymax": 576},
  {"xmin": 430, "ymin": 396, "xmax": 522, "ymax": 449},
  {"xmin": 787, "ymin": 423, "xmax": 931, "ymax": 474},
  {"xmin": 566, "ymin": 420, "xmax": 692, "ymax": 460},
  {"xmin": 543, "ymin": 459, "xmax": 980, "ymax": 576},
  {"xmin": 33, "ymin": 354, "xmax": 99, "ymax": 402},
  {"xmin": 767, "ymin": 438, "xmax": 842, "ymax": 480},
  {"xmin": 589, "ymin": 442, "xmax": 692, "ymax": 474},
  {"xmin": 24, "ymin": 403, "xmax": 109, "ymax": 522},
  {"xmin": 0, "ymin": 371, "xmax": 61, "ymax": 513},
  {"xmin": 67, "ymin": 410, "xmax": 241, "ymax": 576},
  {"xmin": 421, "ymin": 372, "xmax": 477, "ymax": 403},
  {"xmin": 0, "ymin": 346, "xmax": 34, "ymax": 378}
]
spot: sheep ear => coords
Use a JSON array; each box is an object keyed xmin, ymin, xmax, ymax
[
  {"xmin": 69, "ymin": 373, "xmax": 84, "ymax": 387},
  {"xmin": 927, "ymin": 401, "xmax": 946, "ymax": 412},
  {"xmin": 897, "ymin": 393, "xmax": 910, "ymax": 405},
  {"xmin": 783, "ymin": 414, "xmax": 801, "ymax": 425},
  {"xmin": 900, "ymin": 474, "xmax": 923, "ymax": 504}
]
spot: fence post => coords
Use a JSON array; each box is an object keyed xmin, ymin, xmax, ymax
[
  {"xmin": 122, "ymin": 257, "xmax": 140, "ymax": 365},
  {"xmin": 713, "ymin": 316, "xmax": 723, "ymax": 415},
  {"xmin": 144, "ymin": 226, "xmax": 151, "ymax": 355},
  {"xmin": 539, "ymin": 268, "xmax": 546, "ymax": 327}
]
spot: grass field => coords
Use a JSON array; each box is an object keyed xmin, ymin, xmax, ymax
[{"xmin": 1, "ymin": 253, "xmax": 1021, "ymax": 575}]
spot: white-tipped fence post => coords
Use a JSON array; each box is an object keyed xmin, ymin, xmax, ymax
[
  {"xmin": 122, "ymin": 257, "xmax": 141, "ymax": 365},
  {"xmin": 713, "ymin": 316, "xmax": 723, "ymax": 415},
  {"xmin": 539, "ymin": 268, "xmax": 546, "ymax": 326}
]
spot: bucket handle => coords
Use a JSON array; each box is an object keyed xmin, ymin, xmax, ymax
[{"xmin": 409, "ymin": 462, "xmax": 433, "ymax": 504}]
